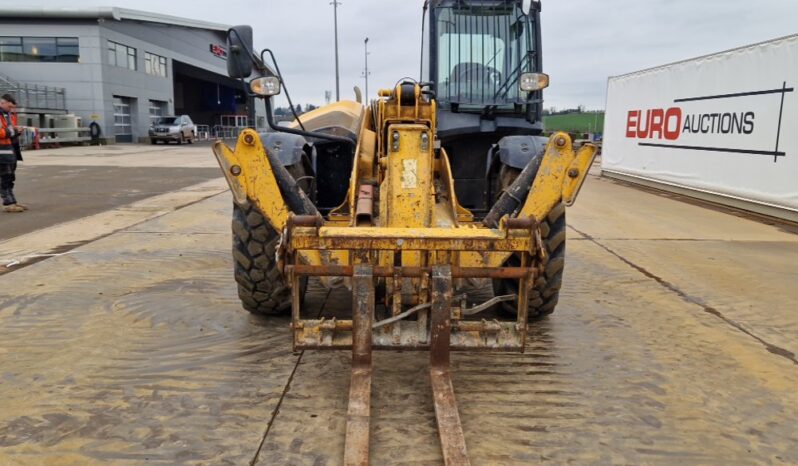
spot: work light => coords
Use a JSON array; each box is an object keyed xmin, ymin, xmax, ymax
[
  {"xmin": 250, "ymin": 76, "xmax": 281, "ymax": 96},
  {"xmin": 519, "ymin": 72, "xmax": 550, "ymax": 92}
]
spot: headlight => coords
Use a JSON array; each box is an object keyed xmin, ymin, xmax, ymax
[
  {"xmin": 250, "ymin": 76, "xmax": 281, "ymax": 96},
  {"xmin": 519, "ymin": 72, "xmax": 549, "ymax": 92}
]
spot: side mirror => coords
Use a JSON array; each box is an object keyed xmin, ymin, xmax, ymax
[
  {"xmin": 522, "ymin": 0, "xmax": 532, "ymax": 15},
  {"xmin": 227, "ymin": 25, "xmax": 254, "ymax": 78},
  {"xmin": 521, "ymin": 0, "xmax": 541, "ymax": 15}
]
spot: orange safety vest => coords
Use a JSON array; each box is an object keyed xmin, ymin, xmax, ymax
[{"xmin": 0, "ymin": 110, "xmax": 20, "ymax": 163}]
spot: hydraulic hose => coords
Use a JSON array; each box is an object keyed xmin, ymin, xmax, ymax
[
  {"xmin": 483, "ymin": 155, "xmax": 543, "ymax": 228},
  {"xmin": 261, "ymin": 135, "xmax": 319, "ymax": 217}
]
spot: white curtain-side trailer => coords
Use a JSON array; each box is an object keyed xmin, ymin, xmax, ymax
[{"xmin": 602, "ymin": 34, "xmax": 798, "ymax": 222}]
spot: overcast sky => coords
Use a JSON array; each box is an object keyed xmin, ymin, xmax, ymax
[{"xmin": 32, "ymin": 0, "xmax": 798, "ymax": 109}]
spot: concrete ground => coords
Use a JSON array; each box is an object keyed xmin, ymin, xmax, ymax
[
  {"xmin": 3, "ymin": 144, "xmax": 219, "ymax": 240},
  {"xmin": 0, "ymin": 145, "xmax": 797, "ymax": 465},
  {"xmin": 0, "ymin": 144, "xmax": 224, "ymax": 273}
]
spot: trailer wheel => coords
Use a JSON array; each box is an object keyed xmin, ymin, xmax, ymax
[
  {"xmin": 492, "ymin": 166, "xmax": 566, "ymax": 320},
  {"xmin": 231, "ymin": 162, "xmax": 311, "ymax": 315}
]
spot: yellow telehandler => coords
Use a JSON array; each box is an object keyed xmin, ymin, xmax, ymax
[{"xmin": 213, "ymin": 1, "xmax": 596, "ymax": 464}]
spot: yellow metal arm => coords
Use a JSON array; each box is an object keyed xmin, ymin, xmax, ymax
[
  {"xmin": 212, "ymin": 129, "xmax": 292, "ymax": 232},
  {"xmin": 517, "ymin": 132, "xmax": 597, "ymax": 222}
]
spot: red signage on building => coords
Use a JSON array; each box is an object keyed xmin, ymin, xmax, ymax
[{"xmin": 209, "ymin": 44, "xmax": 227, "ymax": 60}]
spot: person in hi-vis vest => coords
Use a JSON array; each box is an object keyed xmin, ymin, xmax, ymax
[{"xmin": 0, "ymin": 93, "xmax": 26, "ymax": 213}]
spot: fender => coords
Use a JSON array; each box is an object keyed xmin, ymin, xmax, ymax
[
  {"xmin": 486, "ymin": 135, "xmax": 549, "ymax": 175},
  {"xmin": 258, "ymin": 132, "xmax": 316, "ymax": 170}
]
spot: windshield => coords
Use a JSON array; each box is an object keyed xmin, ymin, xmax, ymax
[
  {"xmin": 155, "ymin": 117, "xmax": 179, "ymax": 125},
  {"xmin": 435, "ymin": 3, "xmax": 536, "ymax": 107}
]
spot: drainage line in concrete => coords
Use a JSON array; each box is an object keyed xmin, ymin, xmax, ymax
[
  {"xmin": 569, "ymin": 225, "xmax": 798, "ymax": 367},
  {"xmin": 249, "ymin": 288, "xmax": 333, "ymax": 466}
]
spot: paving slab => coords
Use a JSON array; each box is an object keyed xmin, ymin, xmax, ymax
[
  {"xmin": 569, "ymin": 175, "xmax": 798, "ymax": 242},
  {"xmin": 570, "ymin": 175, "xmax": 798, "ymax": 366},
  {"xmin": 2, "ymin": 165, "xmax": 220, "ymax": 240},
  {"xmin": 1, "ymin": 144, "xmax": 226, "ymax": 273},
  {"xmin": 0, "ymin": 195, "xmax": 297, "ymax": 465},
  {"xmin": 18, "ymin": 143, "xmax": 219, "ymax": 169}
]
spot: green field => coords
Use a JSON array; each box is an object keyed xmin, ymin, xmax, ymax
[{"xmin": 543, "ymin": 112, "xmax": 604, "ymax": 134}]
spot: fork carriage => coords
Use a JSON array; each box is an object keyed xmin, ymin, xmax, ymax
[{"xmin": 285, "ymin": 214, "xmax": 545, "ymax": 352}]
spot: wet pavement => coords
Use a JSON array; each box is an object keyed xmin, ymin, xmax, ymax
[
  {"xmin": 1, "ymin": 161, "xmax": 797, "ymax": 465},
  {"xmin": 3, "ymin": 165, "xmax": 220, "ymax": 240},
  {"xmin": 2, "ymin": 144, "xmax": 220, "ymax": 240}
]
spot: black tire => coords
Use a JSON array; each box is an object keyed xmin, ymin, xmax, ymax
[
  {"xmin": 232, "ymin": 161, "xmax": 312, "ymax": 315},
  {"xmin": 89, "ymin": 121, "xmax": 102, "ymax": 141},
  {"xmin": 492, "ymin": 166, "xmax": 567, "ymax": 320},
  {"xmin": 232, "ymin": 202, "xmax": 294, "ymax": 314},
  {"xmin": 177, "ymin": 134, "xmax": 184, "ymax": 145}
]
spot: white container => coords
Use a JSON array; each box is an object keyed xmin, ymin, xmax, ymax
[{"xmin": 53, "ymin": 114, "xmax": 80, "ymax": 139}]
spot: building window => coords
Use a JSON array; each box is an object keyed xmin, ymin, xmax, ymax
[
  {"xmin": 144, "ymin": 52, "xmax": 167, "ymax": 77},
  {"xmin": 107, "ymin": 40, "xmax": 136, "ymax": 70},
  {"xmin": 0, "ymin": 37, "xmax": 21, "ymax": 61},
  {"xmin": 0, "ymin": 36, "xmax": 79, "ymax": 62},
  {"xmin": 56, "ymin": 38, "xmax": 79, "ymax": 62}
]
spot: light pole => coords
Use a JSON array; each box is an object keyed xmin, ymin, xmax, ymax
[
  {"xmin": 331, "ymin": 0, "xmax": 341, "ymax": 101},
  {"xmin": 363, "ymin": 37, "xmax": 370, "ymax": 100}
]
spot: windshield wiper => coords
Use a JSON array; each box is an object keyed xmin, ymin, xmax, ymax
[
  {"xmin": 485, "ymin": 47, "xmax": 503, "ymax": 69},
  {"xmin": 493, "ymin": 50, "xmax": 535, "ymax": 100}
]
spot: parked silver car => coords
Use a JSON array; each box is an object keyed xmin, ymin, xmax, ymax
[{"xmin": 149, "ymin": 115, "xmax": 196, "ymax": 144}]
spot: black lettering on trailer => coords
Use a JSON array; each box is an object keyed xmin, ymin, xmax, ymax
[{"xmin": 743, "ymin": 112, "xmax": 755, "ymax": 134}]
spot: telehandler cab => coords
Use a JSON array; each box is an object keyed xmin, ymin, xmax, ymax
[{"xmin": 212, "ymin": 1, "xmax": 596, "ymax": 464}]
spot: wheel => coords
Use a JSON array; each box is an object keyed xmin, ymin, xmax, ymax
[
  {"xmin": 89, "ymin": 122, "xmax": 102, "ymax": 140},
  {"xmin": 232, "ymin": 202, "xmax": 301, "ymax": 315},
  {"xmin": 231, "ymin": 160, "xmax": 312, "ymax": 315},
  {"xmin": 177, "ymin": 134, "xmax": 184, "ymax": 145},
  {"xmin": 150, "ymin": 139, "xmax": 157, "ymax": 145},
  {"xmin": 491, "ymin": 165, "xmax": 567, "ymax": 320}
]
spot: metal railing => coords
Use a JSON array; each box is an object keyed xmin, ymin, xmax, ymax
[
  {"xmin": 195, "ymin": 124, "xmax": 211, "ymax": 141},
  {"xmin": 211, "ymin": 125, "xmax": 247, "ymax": 140},
  {"xmin": 0, "ymin": 73, "xmax": 67, "ymax": 112},
  {"xmin": 17, "ymin": 127, "xmax": 92, "ymax": 149}
]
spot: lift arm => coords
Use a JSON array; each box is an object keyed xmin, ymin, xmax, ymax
[{"xmin": 517, "ymin": 132, "xmax": 597, "ymax": 222}]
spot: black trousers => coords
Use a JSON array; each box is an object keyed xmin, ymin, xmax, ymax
[{"xmin": 0, "ymin": 162, "xmax": 17, "ymax": 206}]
